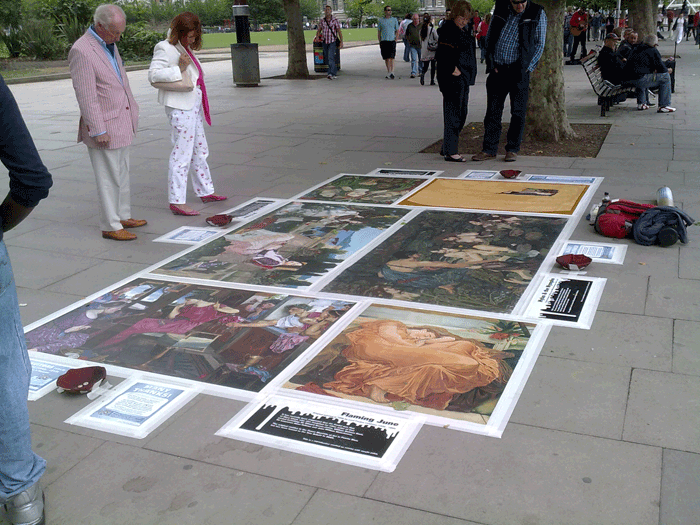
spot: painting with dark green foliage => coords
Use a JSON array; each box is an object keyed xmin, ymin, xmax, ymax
[
  {"xmin": 299, "ymin": 175, "xmax": 428, "ymax": 204},
  {"xmin": 322, "ymin": 210, "xmax": 567, "ymax": 313}
]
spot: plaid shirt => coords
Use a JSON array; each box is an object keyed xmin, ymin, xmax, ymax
[
  {"xmin": 319, "ymin": 16, "xmax": 341, "ymax": 43},
  {"xmin": 493, "ymin": 8, "xmax": 547, "ymax": 72}
]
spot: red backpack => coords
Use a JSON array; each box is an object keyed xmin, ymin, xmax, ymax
[{"xmin": 593, "ymin": 199, "xmax": 655, "ymax": 239}]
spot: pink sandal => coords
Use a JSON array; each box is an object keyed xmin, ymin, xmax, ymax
[{"xmin": 200, "ymin": 194, "xmax": 228, "ymax": 203}]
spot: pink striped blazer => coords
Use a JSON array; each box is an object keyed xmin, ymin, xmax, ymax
[{"xmin": 68, "ymin": 31, "xmax": 139, "ymax": 150}]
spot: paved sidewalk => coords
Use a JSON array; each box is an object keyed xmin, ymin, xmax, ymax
[{"xmin": 2, "ymin": 39, "xmax": 699, "ymax": 525}]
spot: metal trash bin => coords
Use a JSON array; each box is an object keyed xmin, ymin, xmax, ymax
[
  {"xmin": 231, "ymin": 43, "xmax": 260, "ymax": 86},
  {"xmin": 313, "ymin": 40, "xmax": 341, "ymax": 74}
]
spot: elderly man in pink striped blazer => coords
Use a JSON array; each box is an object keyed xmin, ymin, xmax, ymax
[{"xmin": 68, "ymin": 4, "xmax": 146, "ymax": 241}]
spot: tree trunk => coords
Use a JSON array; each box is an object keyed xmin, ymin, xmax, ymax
[
  {"xmin": 524, "ymin": 0, "xmax": 575, "ymax": 142},
  {"xmin": 628, "ymin": 0, "xmax": 656, "ymax": 40},
  {"xmin": 283, "ymin": 0, "xmax": 309, "ymax": 78}
]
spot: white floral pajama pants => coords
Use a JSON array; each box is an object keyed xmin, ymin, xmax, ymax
[{"xmin": 166, "ymin": 89, "xmax": 215, "ymax": 204}]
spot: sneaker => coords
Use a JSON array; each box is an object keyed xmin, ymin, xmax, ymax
[
  {"xmin": 657, "ymin": 106, "xmax": 676, "ymax": 113},
  {"xmin": 389, "ymin": 73, "xmax": 395, "ymax": 79},
  {"xmin": 504, "ymin": 151, "xmax": 518, "ymax": 162},
  {"xmin": 327, "ymin": 75, "xmax": 333, "ymax": 80},
  {"xmin": 3, "ymin": 482, "xmax": 45, "ymax": 525},
  {"xmin": 410, "ymin": 73, "xmax": 416, "ymax": 78},
  {"xmin": 385, "ymin": 74, "xmax": 390, "ymax": 79},
  {"xmin": 637, "ymin": 104, "xmax": 649, "ymax": 110}
]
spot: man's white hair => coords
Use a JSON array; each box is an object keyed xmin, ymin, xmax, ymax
[
  {"xmin": 643, "ymin": 34, "xmax": 658, "ymax": 46},
  {"xmin": 94, "ymin": 4, "xmax": 126, "ymax": 27}
]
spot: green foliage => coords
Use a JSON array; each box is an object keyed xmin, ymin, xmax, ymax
[
  {"xmin": 57, "ymin": 13, "xmax": 89, "ymax": 46},
  {"xmin": 468, "ymin": 0, "xmax": 494, "ymax": 17},
  {"xmin": 386, "ymin": 0, "xmax": 419, "ymax": 18},
  {"xmin": 0, "ymin": 0, "xmax": 21, "ymax": 29},
  {"xmin": 19, "ymin": 19, "xmax": 67, "ymax": 59},
  {"xmin": 249, "ymin": 0, "xmax": 286, "ymax": 24},
  {"xmin": 28, "ymin": 0, "xmax": 100, "ymax": 25},
  {"xmin": 299, "ymin": 0, "xmax": 320, "ymax": 20},
  {"xmin": 118, "ymin": 22, "xmax": 166, "ymax": 62},
  {"xmin": 0, "ymin": 29, "xmax": 22, "ymax": 57},
  {"xmin": 344, "ymin": 0, "xmax": 381, "ymax": 26}
]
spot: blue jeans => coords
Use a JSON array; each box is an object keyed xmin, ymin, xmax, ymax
[
  {"xmin": 631, "ymin": 72, "xmax": 672, "ymax": 107},
  {"xmin": 0, "ymin": 241, "xmax": 45, "ymax": 502},
  {"xmin": 409, "ymin": 46, "xmax": 420, "ymax": 75},
  {"xmin": 323, "ymin": 41, "xmax": 337, "ymax": 76},
  {"xmin": 403, "ymin": 38, "xmax": 410, "ymax": 61}
]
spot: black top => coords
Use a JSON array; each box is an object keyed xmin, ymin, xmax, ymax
[
  {"xmin": 623, "ymin": 44, "xmax": 668, "ymax": 80},
  {"xmin": 617, "ymin": 40, "xmax": 637, "ymax": 60},
  {"xmin": 598, "ymin": 46, "xmax": 626, "ymax": 85},
  {"xmin": 0, "ymin": 74, "xmax": 53, "ymax": 240},
  {"xmin": 436, "ymin": 19, "xmax": 477, "ymax": 93}
]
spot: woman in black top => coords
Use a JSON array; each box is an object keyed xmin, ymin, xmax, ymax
[{"xmin": 436, "ymin": 0, "xmax": 477, "ymax": 162}]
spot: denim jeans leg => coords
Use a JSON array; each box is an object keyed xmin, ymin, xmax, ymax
[
  {"xmin": 326, "ymin": 41, "xmax": 337, "ymax": 76},
  {"xmin": 0, "ymin": 241, "xmax": 46, "ymax": 502},
  {"xmin": 657, "ymin": 72, "xmax": 672, "ymax": 106},
  {"xmin": 410, "ymin": 46, "xmax": 419, "ymax": 75}
]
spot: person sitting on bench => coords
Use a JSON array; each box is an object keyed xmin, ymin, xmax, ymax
[{"xmin": 623, "ymin": 34, "xmax": 675, "ymax": 113}]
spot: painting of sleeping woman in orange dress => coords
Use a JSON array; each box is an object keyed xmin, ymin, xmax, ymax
[{"xmin": 286, "ymin": 305, "xmax": 536, "ymax": 427}]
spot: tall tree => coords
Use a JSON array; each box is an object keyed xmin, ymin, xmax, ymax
[
  {"xmin": 628, "ymin": 0, "xmax": 655, "ymax": 39},
  {"xmin": 283, "ymin": 0, "xmax": 310, "ymax": 78},
  {"xmin": 525, "ymin": 0, "xmax": 575, "ymax": 142}
]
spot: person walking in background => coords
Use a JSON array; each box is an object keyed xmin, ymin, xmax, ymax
[
  {"xmin": 399, "ymin": 13, "xmax": 412, "ymax": 62},
  {"xmin": 69, "ymin": 4, "xmax": 146, "ymax": 241},
  {"xmin": 472, "ymin": 0, "xmax": 546, "ymax": 163},
  {"xmin": 563, "ymin": 7, "xmax": 573, "ymax": 58},
  {"xmin": 0, "ymin": 74, "xmax": 52, "ymax": 525},
  {"xmin": 419, "ymin": 13, "xmax": 438, "ymax": 85},
  {"xmin": 377, "ymin": 5, "xmax": 399, "ymax": 79},
  {"xmin": 477, "ymin": 13, "xmax": 491, "ymax": 63},
  {"xmin": 406, "ymin": 13, "xmax": 422, "ymax": 78},
  {"xmin": 316, "ymin": 5, "xmax": 343, "ymax": 80},
  {"xmin": 436, "ymin": 0, "xmax": 477, "ymax": 162},
  {"xmin": 149, "ymin": 12, "xmax": 227, "ymax": 217},
  {"xmin": 567, "ymin": 6, "xmax": 588, "ymax": 64}
]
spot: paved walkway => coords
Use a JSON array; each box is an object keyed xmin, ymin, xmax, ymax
[{"xmin": 2, "ymin": 38, "xmax": 700, "ymax": 525}]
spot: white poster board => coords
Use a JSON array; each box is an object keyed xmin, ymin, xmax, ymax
[
  {"xmin": 28, "ymin": 358, "xmax": 72, "ymax": 401},
  {"xmin": 524, "ymin": 274, "xmax": 606, "ymax": 329},
  {"xmin": 216, "ymin": 394, "xmax": 423, "ymax": 472},
  {"xmin": 152, "ymin": 226, "xmax": 222, "ymax": 245},
  {"xmin": 560, "ymin": 241, "xmax": 627, "ymax": 265}
]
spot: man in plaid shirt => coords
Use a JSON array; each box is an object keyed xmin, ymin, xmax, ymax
[
  {"xmin": 472, "ymin": 0, "xmax": 546, "ymax": 163},
  {"xmin": 317, "ymin": 5, "xmax": 343, "ymax": 80}
]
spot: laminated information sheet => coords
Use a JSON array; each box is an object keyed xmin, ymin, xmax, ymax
[
  {"xmin": 216, "ymin": 394, "xmax": 423, "ymax": 472},
  {"xmin": 28, "ymin": 358, "xmax": 72, "ymax": 401},
  {"xmin": 65, "ymin": 377, "xmax": 199, "ymax": 439},
  {"xmin": 524, "ymin": 274, "xmax": 606, "ymax": 329}
]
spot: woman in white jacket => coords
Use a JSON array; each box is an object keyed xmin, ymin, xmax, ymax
[{"xmin": 148, "ymin": 12, "xmax": 226, "ymax": 216}]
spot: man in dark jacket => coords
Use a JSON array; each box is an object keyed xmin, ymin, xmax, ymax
[
  {"xmin": 617, "ymin": 29, "xmax": 638, "ymax": 61},
  {"xmin": 0, "ymin": 74, "xmax": 52, "ymax": 525},
  {"xmin": 624, "ymin": 34, "xmax": 675, "ymax": 112},
  {"xmin": 598, "ymin": 33, "xmax": 625, "ymax": 85},
  {"xmin": 472, "ymin": 0, "xmax": 546, "ymax": 163}
]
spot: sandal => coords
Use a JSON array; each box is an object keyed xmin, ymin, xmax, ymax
[
  {"xmin": 637, "ymin": 104, "xmax": 650, "ymax": 111},
  {"xmin": 444, "ymin": 155, "xmax": 467, "ymax": 163}
]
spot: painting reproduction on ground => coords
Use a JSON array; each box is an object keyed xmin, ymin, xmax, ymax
[
  {"xmin": 323, "ymin": 210, "xmax": 567, "ymax": 313},
  {"xmin": 154, "ymin": 202, "xmax": 409, "ymax": 288},
  {"xmin": 25, "ymin": 279, "xmax": 354, "ymax": 394},
  {"xmin": 399, "ymin": 179, "xmax": 590, "ymax": 214},
  {"xmin": 284, "ymin": 305, "xmax": 539, "ymax": 434},
  {"xmin": 298, "ymin": 175, "xmax": 428, "ymax": 204}
]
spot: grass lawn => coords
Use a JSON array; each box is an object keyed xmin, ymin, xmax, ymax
[{"xmin": 201, "ymin": 28, "xmax": 379, "ymax": 49}]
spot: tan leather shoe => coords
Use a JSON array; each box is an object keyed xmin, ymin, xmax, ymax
[
  {"xmin": 504, "ymin": 151, "xmax": 518, "ymax": 162},
  {"xmin": 102, "ymin": 229, "xmax": 137, "ymax": 241},
  {"xmin": 120, "ymin": 218, "xmax": 147, "ymax": 228},
  {"xmin": 471, "ymin": 151, "xmax": 497, "ymax": 161}
]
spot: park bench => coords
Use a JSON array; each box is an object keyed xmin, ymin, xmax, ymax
[{"xmin": 580, "ymin": 52, "xmax": 636, "ymax": 117}]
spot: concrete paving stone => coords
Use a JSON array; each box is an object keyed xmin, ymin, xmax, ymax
[
  {"xmin": 7, "ymin": 223, "xmax": 113, "ymax": 258},
  {"xmin": 672, "ymin": 319, "xmax": 700, "ymax": 376},
  {"xmin": 7, "ymin": 246, "xmax": 99, "ymax": 289},
  {"xmin": 20, "ymin": 193, "xmax": 100, "ymax": 223},
  {"xmin": 596, "ymin": 272, "xmax": 649, "ymax": 315},
  {"xmin": 596, "ymin": 144, "xmax": 674, "ymax": 161},
  {"xmin": 623, "ymin": 369, "xmax": 700, "ymax": 453},
  {"xmin": 575, "ymin": 158, "xmax": 671, "ymax": 172},
  {"xmin": 46, "ymin": 162, "xmax": 97, "ymax": 184},
  {"xmin": 679, "ymin": 245, "xmax": 700, "ymax": 279},
  {"xmin": 292, "ymin": 490, "xmax": 481, "ymax": 525},
  {"xmin": 668, "ymin": 160, "xmax": 700, "ymax": 171},
  {"xmin": 42, "ymin": 442, "xmax": 315, "ymax": 525},
  {"xmin": 28, "ymin": 424, "xmax": 104, "ymax": 486},
  {"xmin": 510, "ymin": 356, "xmax": 630, "ymax": 439},
  {"xmin": 16, "ymin": 288, "xmax": 84, "ymax": 326},
  {"xmin": 672, "ymin": 147, "xmax": 700, "ymax": 161},
  {"xmin": 543, "ymin": 312, "xmax": 672, "ymax": 371},
  {"xmin": 645, "ymin": 276, "xmax": 700, "ymax": 320},
  {"xmin": 95, "ymin": 232, "xmax": 191, "ymax": 265},
  {"xmin": 36, "ymin": 148, "xmax": 89, "ymax": 170},
  {"xmin": 366, "ymin": 424, "xmax": 661, "ymax": 525},
  {"xmin": 44, "ymin": 259, "xmax": 151, "ymax": 297},
  {"xmin": 318, "ymin": 150, "xmax": 412, "ymax": 173},
  {"xmin": 34, "ymin": 139, "xmax": 79, "ymax": 151},
  {"xmin": 1, "ymin": 216, "xmax": 53, "ymax": 241},
  {"xmin": 360, "ymin": 137, "xmax": 438, "ymax": 153},
  {"xmin": 145, "ymin": 395, "xmax": 379, "ymax": 497},
  {"xmin": 659, "ymin": 449, "xmax": 700, "ymax": 525}
]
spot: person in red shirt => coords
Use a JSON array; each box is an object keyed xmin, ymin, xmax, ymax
[
  {"xmin": 568, "ymin": 7, "xmax": 588, "ymax": 63},
  {"xmin": 476, "ymin": 13, "xmax": 491, "ymax": 63}
]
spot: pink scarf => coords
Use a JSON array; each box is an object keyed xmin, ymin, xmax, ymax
[{"xmin": 185, "ymin": 47, "xmax": 211, "ymax": 125}]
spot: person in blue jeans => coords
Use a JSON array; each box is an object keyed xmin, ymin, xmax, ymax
[
  {"xmin": 316, "ymin": 5, "xmax": 343, "ymax": 79},
  {"xmin": 0, "ymin": 73, "xmax": 53, "ymax": 525},
  {"xmin": 624, "ymin": 34, "xmax": 676, "ymax": 113},
  {"xmin": 405, "ymin": 13, "xmax": 422, "ymax": 77}
]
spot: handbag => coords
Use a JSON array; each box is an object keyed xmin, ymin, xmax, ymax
[
  {"xmin": 150, "ymin": 69, "xmax": 194, "ymax": 92},
  {"xmin": 427, "ymin": 27, "xmax": 438, "ymax": 52}
]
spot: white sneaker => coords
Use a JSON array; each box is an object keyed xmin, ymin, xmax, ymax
[{"xmin": 657, "ymin": 106, "xmax": 676, "ymax": 113}]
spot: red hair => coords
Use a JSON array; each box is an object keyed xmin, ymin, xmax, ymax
[{"xmin": 168, "ymin": 12, "xmax": 202, "ymax": 50}]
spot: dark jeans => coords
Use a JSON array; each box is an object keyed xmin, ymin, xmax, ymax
[
  {"xmin": 421, "ymin": 60, "xmax": 436, "ymax": 83},
  {"xmin": 482, "ymin": 64, "xmax": 530, "ymax": 155},
  {"xmin": 442, "ymin": 75, "xmax": 470, "ymax": 156},
  {"xmin": 570, "ymin": 31, "xmax": 587, "ymax": 59},
  {"xmin": 322, "ymin": 41, "xmax": 337, "ymax": 76}
]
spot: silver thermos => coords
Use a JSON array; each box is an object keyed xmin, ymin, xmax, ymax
[{"xmin": 656, "ymin": 187, "xmax": 674, "ymax": 207}]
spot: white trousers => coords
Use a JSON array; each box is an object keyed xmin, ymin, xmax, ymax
[
  {"xmin": 87, "ymin": 146, "xmax": 131, "ymax": 232},
  {"xmin": 166, "ymin": 90, "xmax": 214, "ymax": 204}
]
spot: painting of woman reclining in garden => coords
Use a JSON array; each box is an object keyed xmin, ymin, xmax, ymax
[
  {"xmin": 25, "ymin": 279, "xmax": 354, "ymax": 393},
  {"xmin": 322, "ymin": 210, "xmax": 568, "ymax": 313},
  {"xmin": 284, "ymin": 305, "xmax": 537, "ymax": 432},
  {"xmin": 155, "ymin": 201, "xmax": 409, "ymax": 288},
  {"xmin": 298, "ymin": 175, "xmax": 429, "ymax": 205}
]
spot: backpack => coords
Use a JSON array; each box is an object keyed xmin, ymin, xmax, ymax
[{"xmin": 592, "ymin": 199, "xmax": 655, "ymax": 239}]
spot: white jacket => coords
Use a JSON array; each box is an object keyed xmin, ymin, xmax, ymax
[{"xmin": 148, "ymin": 40, "xmax": 201, "ymax": 111}]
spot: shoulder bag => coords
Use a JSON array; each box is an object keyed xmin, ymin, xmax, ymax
[{"xmin": 150, "ymin": 69, "xmax": 194, "ymax": 92}]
